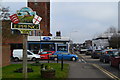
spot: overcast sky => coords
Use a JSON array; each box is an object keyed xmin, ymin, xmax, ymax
[
  {"xmin": 50, "ymin": 2, "xmax": 118, "ymax": 43},
  {"xmin": 1, "ymin": 0, "xmax": 119, "ymax": 43}
]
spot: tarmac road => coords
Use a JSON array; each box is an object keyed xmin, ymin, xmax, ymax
[{"xmin": 74, "ymin": 51, "xmax": 120, "ymax": 80}]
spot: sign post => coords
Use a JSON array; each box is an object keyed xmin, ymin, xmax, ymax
[
  {"xmin": 23, "ymin": 34, "xmax": 28, "ymax": 78},
  {"xmin": 9, "ymin": 7, "xmax": 42, "ymax": 79}
]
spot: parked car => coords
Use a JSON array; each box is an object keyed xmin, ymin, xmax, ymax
[
  {"xmin": 109, "ymin": 51, "xmax": 120, "ymax": 69},
  {"xmin": 80, "ymin": 49, "xmax": 88, "ymax": 54},
  {"xmin": 13, "ymin": 49, "xmax": 40, "ymax": 62},
  {"xmin": 99, "ymin": 49, "xmax": 117, "ymax": 63},
  {"xmin": 85, "ymin": 49, "xmax": 93, "ymax": 55},
  {"xmin": 91, "ymin": 50, "xmax": 102, "ymax": 59},
  {"xmin": 38, "ymin": 51, "xmax": 55, "ymax": 59},
  {"xmin": 51, "ymin": 51, "xmax": 78, "ymax": 61}
]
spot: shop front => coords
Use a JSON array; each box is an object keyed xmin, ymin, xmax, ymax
[{"xmin": 27, "ymin": 36, "xmax": 71, "ymax": 54}]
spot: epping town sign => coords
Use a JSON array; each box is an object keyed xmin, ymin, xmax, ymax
[{"xmin": 9, "ymin": 7, "xmax": 42, "ymax": 34}]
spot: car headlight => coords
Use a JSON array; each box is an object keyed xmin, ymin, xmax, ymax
[{"xmin": 75, "ymin": 55, "xmax": 78, "ymax": 57}]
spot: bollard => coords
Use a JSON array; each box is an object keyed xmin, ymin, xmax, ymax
[
  {"xmin": 48, "ymin": 55, "xmax": 49, "ymax": 63},
  {"xmin": 41, "ymin": 64, "xmax": 44, "ymax": 69},
  {"xmin": 57, "ymin": 55, "xmax": 58, "ymax": 63},
  {"xmin": 61, "ymin": 56, "xmax": 63, "ymax": 71}
]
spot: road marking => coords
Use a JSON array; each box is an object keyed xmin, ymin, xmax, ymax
[
  {"xmin": 78, "ymin": 59, "xmax": 81, "ymax": 62},
  {"xmin": 81, "ymin": 59, "xmax": 87, "ymax": 63},
  {"xmin": 92, "ymin": 64, "xmax": 120, "ymax": 80},
  {"xmin": 75, "ymin": 52, "xmax": 87, "ymax": 63}
]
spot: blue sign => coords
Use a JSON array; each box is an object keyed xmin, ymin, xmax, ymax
[{"xmin": 43, "ymin": 37, "xmax": 51, "ymax": 40}]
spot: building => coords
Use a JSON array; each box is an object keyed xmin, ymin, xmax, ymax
[
  {"xmin": 1, "ymin": 1, "xmax": 51, "ymax": 66},
  {"xmin": 28, "ymin": 1, "xmax": 51, "ymax": 36},
  {"xmin": 28, "ymin": 36, "xmax": 71, "ymax": 54},
  {"xmin": 84, "ymin": 40, "xmax": 92, "ymax": 49},
  {"xmin": 92, "ymin": 33, "xmax": 114, "ymax": 50}
]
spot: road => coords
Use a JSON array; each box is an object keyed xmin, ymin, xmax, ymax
[
  {"xmin": 74, "ymin": 51, "xmax": 120, "ymax": 80},
  {"xmin": 11, "ymin": 51, "xmax": 120, "ymax": 80}
]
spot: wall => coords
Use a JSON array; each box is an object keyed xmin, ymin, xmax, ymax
[
  {"xmin": 2, "ymin": 44, "xmax": 11, "ymax": 66},
  {"xmin": 28, "ymin": 2, "xmax": 51, "ymax": 36}
]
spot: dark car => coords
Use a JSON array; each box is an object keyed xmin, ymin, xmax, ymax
[
  {"xmin": 91, "ymin": 50, "xmax": 102, "ymax": 59},
  {"xmin": 51, "ymin": 51, "xmax": 78, "ymax": 61},
  {"xmin": 109, "ymin": 51, "xmax": 120, "ymax": 70},
  {"xmin": 85, "ymin": 49, "xmax": 93, "ymax": 55},
  {"xmin": 99, "ymin": 49, "xmax": 117, "ymax": 63}
]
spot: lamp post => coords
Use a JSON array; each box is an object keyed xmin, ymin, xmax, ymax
[
  {"xmin": 39, "ymin": 32, "xmax": 43, "ymax": 53},
  {"xmin": 69, "ymin": 31, "xmax": 78, "ymax": 53}
]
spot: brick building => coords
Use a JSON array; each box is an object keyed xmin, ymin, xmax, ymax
[
  {"xmin": 28, "ymin": 1, "xmax": 51, "ymax": 36},
  {"xmin": 1, "ymin": 1, "xmax": 51, "ymax": 66}
]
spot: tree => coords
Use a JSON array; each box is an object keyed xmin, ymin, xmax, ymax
[
  {"xmin": 109, "ymin": 33, "xmax": 120, "ymax": 49},
  {"xmin": 104, "ymin": 26, "xmax": 117, "ymax": 34},
  {"xmin": 0, "ymin": 6, "xmax": 10, "ymax": 20}
]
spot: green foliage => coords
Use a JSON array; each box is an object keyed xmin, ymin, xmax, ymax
[
  {"xmin": 109, "ymin": 34, "xmax": 120, "ymax": 48},
  {"xmin": 18, "ymin": 16, "xmax": 34, "ymax": 23}
]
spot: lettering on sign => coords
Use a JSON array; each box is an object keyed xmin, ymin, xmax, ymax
[
  {"xmin": 11, "ymin": 23, "xmax": 40, "ymax": 30},
  {"xmin": 19, "ymin": 30, "xmax": 32, "ymax": 34}
]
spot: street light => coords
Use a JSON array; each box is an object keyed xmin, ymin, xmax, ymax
[{"xmin": 39, "ymin": 31, "xmax": 43, "ymax": 53}]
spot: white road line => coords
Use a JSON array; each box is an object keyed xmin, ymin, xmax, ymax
[{"xmin": 81, "ymin": 59, "xmax": 87, "ymax": 63}]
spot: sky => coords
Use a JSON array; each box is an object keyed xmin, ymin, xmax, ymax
[
  {"xmin": 0, "ymin": 0, "xmax": 119, "ymax": 43},
  {"xmin": 51, "ymin": 2, "xmax": 118, "ymax": 43}
]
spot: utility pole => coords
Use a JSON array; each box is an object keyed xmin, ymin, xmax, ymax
[{"xmin": 23, "ymin": 34, "xmax": 28, "ymax": 79}]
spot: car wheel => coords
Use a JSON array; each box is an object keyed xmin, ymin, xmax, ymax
[
  {"xmin": 109, "ymin": 61, "xmax": 112, "ymax": 67},
  {"xmin": 71, "ymin": 57, "xmax": 76, "ymax": 61},
  {"xmin": 103, "ymin": 59, "xmax": 106, "ymax": 63},
  {"xmin": 100, "ymin": 59, "xmax": 102, "ymax": 62},
  {"xmin": 118, "ymin": 63, "xmax": 120, "ymax": 70},
  {"xmin": 54, "ymin": 57, "xmax": 58, "ymax": 61},
  {"xmin": 32, "ymin": 57, "xmax": 36, "ymax": 61},
  {"xmin": 14, "ymin": 57, "xmax": 19, "ymax": 62},
  {"xmin": 91, "ymin": 56, "xmax": 93, "ymax": 58}
]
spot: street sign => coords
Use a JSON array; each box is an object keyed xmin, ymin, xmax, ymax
[
  {"xmin": 9, "ymin": 7, "xmax": 42, "ymax": 34},
  {"xmin": 9, "ymin": 7, "xmax": 43, "ymax": 78}
]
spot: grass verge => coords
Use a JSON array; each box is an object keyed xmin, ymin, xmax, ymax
[{"xmin": 2, "ymin": 63, "xmax": 69, "ymax": 79}]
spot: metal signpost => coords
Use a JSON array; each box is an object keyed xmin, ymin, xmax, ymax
[{"xmin": 9, "ymin": 7, "xmax": 42, "ymax": 79}]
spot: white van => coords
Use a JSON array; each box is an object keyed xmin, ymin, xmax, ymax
[{"xmin": 13, "ymin": 49, "xmax": 40, "ymax": 62}]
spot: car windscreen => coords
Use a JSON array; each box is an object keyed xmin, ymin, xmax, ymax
[
  {"xmin": 40, "ymin": 52, "xmax": 47, "ymax": 54},
  {"xmin": 113, "ymin": 51, "xmax": 120, "ymax": 56},
  {"xmin": 107, "ymin": 51, "xmax": 115, "ymax": 54},
  {"xmin": 61, "ymin": 52, "xmax": 69, "ymax": 55},
  {"xmin": 95, "ymin": 50, "xmax": 102, "ymax": 53}
]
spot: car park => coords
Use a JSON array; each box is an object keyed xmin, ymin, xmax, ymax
[
  {"xmin": 91, "ymin": 50, "xmax": 102, "ymax": 59},
  {"xmin": 13, "ymin": 49, "xmax": 40, "ymax": 62},
  {"xmin": 99, "ymin": 49, "xmax": 117, "ymax": 63},
  {"xmin": 51, "ymin": 51, "xmax": 78, "ymax": 61},
  {"xmin": 38, "ymin": 51, "xmax": 55, "ymax": 59},
  {"xmin": 109, "ymin": 51, "xmax": 120, "ymax": 69}
]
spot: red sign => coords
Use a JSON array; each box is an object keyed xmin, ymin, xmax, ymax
[{"xmin": 9, "ymin": 14, "xmax": 19, "ymax": 24}]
